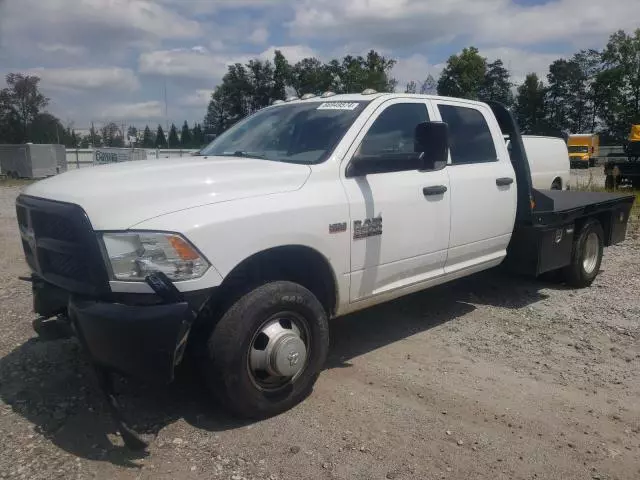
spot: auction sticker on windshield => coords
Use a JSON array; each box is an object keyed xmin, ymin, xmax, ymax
[{"xmin": 317, "ymin": 102, "xmax": 360, "ymax": 110}]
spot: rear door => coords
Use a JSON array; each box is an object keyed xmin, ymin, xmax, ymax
[
  {"xmin": 433, "ymin": 100, "xmax": 517, "ymax": 274},
  {"xmin": 341, "ymin": 98, "xmax": 451, "ymax": 302}
]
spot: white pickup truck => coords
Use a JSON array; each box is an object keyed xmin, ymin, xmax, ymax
[{"xmin": 16, "ymin": 92, "xmax": 635, "ymax": 449}]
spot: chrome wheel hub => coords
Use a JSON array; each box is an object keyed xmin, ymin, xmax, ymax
[
  {"xmin": 249, "ymin": 316, "xmax": 308, "ymax": 389},
  {"xmin": 582, "ymin": 232, "xmax": 599, "ymax": 274}
]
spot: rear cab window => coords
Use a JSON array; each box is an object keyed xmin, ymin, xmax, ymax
[{"xmin": 437, "ymin": 104, "xmax": 498, "ymax": 165}]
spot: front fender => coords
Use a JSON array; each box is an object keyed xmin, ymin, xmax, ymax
[{"xmin": 131, "ymin": 185, "xmax": 351, "ymax": 294}]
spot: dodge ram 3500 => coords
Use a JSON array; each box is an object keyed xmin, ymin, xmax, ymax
[{"xmin": 16, "ymin": 92, "xmax": 635, "ymax": 448}]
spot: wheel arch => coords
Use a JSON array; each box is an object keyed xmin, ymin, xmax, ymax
[{"xmin": 213, "ymin": 244, "xmax": 339, "ymax": 318}]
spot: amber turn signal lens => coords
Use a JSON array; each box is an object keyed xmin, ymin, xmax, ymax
[{"xmin": 168, "ymin": 235, "xmax": 200, "ymax": 261}]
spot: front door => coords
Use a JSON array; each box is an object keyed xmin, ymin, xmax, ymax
[{"xmin": 341, "ymin": 98, "xmax": 451, "ymax": 302}]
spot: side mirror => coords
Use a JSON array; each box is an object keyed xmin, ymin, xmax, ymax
[{"xmin": 415, "ymin": 121, "xmax": 449, "ymax": 167}]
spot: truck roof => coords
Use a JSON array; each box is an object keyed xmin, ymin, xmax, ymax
[{"xmin": 276, "ymin": 92, "xmax": 490, "ymax": 108}]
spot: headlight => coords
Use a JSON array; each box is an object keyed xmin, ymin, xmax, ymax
[{"xmin": 100, "ymin": 232, "xmax": 210, "ymax": 282}]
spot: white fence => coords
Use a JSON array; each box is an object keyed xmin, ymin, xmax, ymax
[{"xmin": 65, "ymin": 148, "xmax": 200, "ymax": 169}]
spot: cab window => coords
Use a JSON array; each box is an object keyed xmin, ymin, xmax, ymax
[
  {"xmin": 358, "ymin": 103, "xmax": 429, "ymax": 156},
  {"xmin": 438, "ymin": 104, "xmax": 497, "ymax": 164}
]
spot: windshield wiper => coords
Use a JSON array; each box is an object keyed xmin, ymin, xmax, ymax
[{"xmin": 220, "ymin": 151, "xmax": 266, "ymax": 160}]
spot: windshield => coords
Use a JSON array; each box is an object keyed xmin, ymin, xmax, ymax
[
  {"xmin": 199, "ymin": 101, "xmax": 369, "ymax": 164},
  {"xmin": 568, "ymin": 145, "xmax": 589, "ymax": 153}
]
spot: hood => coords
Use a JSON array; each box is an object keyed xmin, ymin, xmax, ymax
[{"xmin": 23, "ymin": 156, "xmax": 311, "ymax": 230}]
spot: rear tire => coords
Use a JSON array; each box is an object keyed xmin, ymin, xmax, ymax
[
  {"xmin": 202, "ymin": 281, "xmax": 329, "ymax": 419},
  {"xmin": 551, "ymin": 178, "xmax": 562, "ymax": 190},
  {"xmin": 561, "ymin": 219, "xmax": 604, "ymax": 288}
]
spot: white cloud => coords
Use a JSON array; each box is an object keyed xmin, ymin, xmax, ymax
[
  {"xmin": 288, "ymin": 0, "xmax": 635, "ymax": 50},
  {"xmin": 180, "ymin": 89, "xmax": 215, "ymax": 108},
  {"xmin": 28, "ymin": 67, "xmax": 140, "ymax": 92},
  {"xmin": 249, "ymin": 27, "xmax": 270, "ymax": 45},
  {"xmin": 3, "ymin": 0, "xmax": 202, "ymax": 56},
  {"xmin": 139, "ymin": 48, "xmax": 240, "ymax": 80},
  {"xmin": 475, "ymin": 0, "xmax": 636, "ymax": 47},
  {"xmin": 37, "ymin": 43, "xmax": 86, "ymax": 56},
  {"xmin": 391, "ymin": 54, "xmax": 443, "ymax": 89},
  {"xmin": 210, "ymin": 40, "xmax": 226, "ymax": 51},
  {"xmin": 478, "ymin": 47, "xmax": 563, "ymax": 86},
  {"xmin": 99, "ymin": 101, "xmax": 164, "ymax": 120},
  {"xmin": 156, "ymin": 0, "xmax": 289, "ymax": 15},
  {"xmin": 288, "ymin": 0, "xmax": 494, "ymax": 47},
  {"xmin": 259, "ymin": 45, "xmax": 318, "ymax": 63},
  {"xmin": 139, "ymin": 44, "xmax": 318, "ymax": 80}
]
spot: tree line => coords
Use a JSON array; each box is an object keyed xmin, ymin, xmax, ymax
[
  {"xmin": 80, "ymin": 121, "xmax": 207, "ymax": 149},
  {"xmin": 0, "ymin": 74, "xmax": 206, "ymax": 149},
  {"xmin": 206, "ymin": 28, "xmax": 640, "ymax": 144},
  {"xmin": 204, "ymin": 50, "xmax": 397, "ymax": 135},
  {"xmin": 511, "ymin": 29, "xmax": 640, "ymax": 143},
  {"xmin": 1, "ymin": 28, "xmax": 638, "ymax": 148}
]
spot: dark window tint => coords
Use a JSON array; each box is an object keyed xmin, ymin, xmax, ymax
[
  {"xmin": 438, "ymin": 104, "xmax": 497, "ymax": 164},
  {"xmin": 358, "ymin": 103, "xmax": 429, "ymax": 156}
]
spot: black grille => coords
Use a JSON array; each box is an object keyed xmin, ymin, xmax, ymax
[
  {"xmin": 16, "ymin": 195, "xmax": 110, "ymax": 297},
  {"xmin": 42, "ymin": 250, "xmax": 91, "ymax": 281},
  {"xmin": 31, "ymin": 210, "xmax": 78, "ymax": 242}
]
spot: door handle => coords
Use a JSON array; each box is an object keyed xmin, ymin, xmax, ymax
[
  {"xmin": 423, "ymin": 185, "xmax": 448, "ymax": 196},
  {"xmin": 496, "ymin": 177, "xmax": 514, "ymax": 186}
]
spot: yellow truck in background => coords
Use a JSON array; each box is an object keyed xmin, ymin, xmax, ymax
[
  {"xmin": 627, "ymin": 124, "xmax": 640, "ymax": 161},
  {"xmin": 568, "ymin": 133, "xmax": 599, "ymax": 168}
]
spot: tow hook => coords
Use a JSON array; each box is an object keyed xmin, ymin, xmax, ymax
[{"xmin": 90, "ymin": 272, "xmax": 196, "ymax": 451}]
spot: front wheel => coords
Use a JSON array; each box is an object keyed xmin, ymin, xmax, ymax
[
  {"xmin": 561, "ymin": 219, "xmax": 604, "ymax": 288},
  {"xmin": 202, "ymin": 281, "xmax": 329, "ymax": 419}
]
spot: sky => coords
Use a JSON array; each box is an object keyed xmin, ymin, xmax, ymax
[{"xmin": 0, "ymin": 0, "xmax": 636, "ymax": 131}]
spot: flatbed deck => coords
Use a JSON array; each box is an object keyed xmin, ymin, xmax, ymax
[{"xmin": 530, "ymin": 189, "xmax": 635, "ymax": 227}]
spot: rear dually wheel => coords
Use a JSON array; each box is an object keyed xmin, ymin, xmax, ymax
[{"xmin": 561, "ymin": 219, "xmax": 604, "ymax": 288}]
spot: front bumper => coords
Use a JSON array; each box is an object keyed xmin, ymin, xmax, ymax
[
  {"xmin": 68, "ymin": 298, "xmax": 192, "ymax": 384},
  {"xmin": 33, "ymin": 276, "xmax": 198, "ymax": 384},
  {"xmin": 570, "ymin": 157, "xmax": 590, "ymax": 168}
]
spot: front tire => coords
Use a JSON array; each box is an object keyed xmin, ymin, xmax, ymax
[
  {"xmin": 202, "ymin": 281, "xmax": 329, "ymax": 419},
  {"xmin": 561, "ymin": 219, "xmax": 604, "ymax": 288}
]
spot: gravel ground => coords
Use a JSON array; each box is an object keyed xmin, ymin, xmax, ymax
[{"xmin": 0, "ymin": 183, "xmax": 638, "ymax": 480}]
